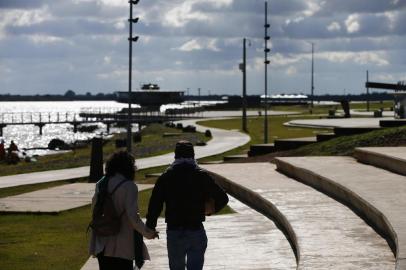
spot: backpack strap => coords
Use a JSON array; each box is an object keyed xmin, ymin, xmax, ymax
[{"xmin": 109, "ymin": 179, "xmax": 128, "ymax": 196}]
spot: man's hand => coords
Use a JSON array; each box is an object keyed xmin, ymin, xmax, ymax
[{"xmin": 144, "ymin": 227, "xmax": 159, "ymax": 240}]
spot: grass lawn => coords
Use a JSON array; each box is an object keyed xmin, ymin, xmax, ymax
[
  {"xmin": 0, "ymin": 183, "xmax": 234, "ymax": 270},
  {"xmin": 271, "ymin": 100, "xmax": 393, "ymax": 113},
  {"xmin": 198, "ymin": 115, "xmax": 329, "ymax": 146},
  {"xmin": 291, "ymin": 125, "xmax": 406, "ymax": 156},
  {"xmin": 0, "ymin": 124, "xmax": 209, "ymax": 177}
]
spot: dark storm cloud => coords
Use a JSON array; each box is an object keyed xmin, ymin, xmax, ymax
[
  {"xmin": 6, "ymin": 18, "xmax": 122, "ymax": 37},
  {"xmin": 0, "ymin": 0, "xmax": 405, "ymax": 95},
  {"xmin": 193, "ymin": 0, "xmax": 307, "ymax": 15},
  {"xmin": 318, "ymin": 0, "xmax": 406, "ymax": 16},
  {"xmin": 0, "ymin": 0, "xmax": 45, "ymax": 9}
]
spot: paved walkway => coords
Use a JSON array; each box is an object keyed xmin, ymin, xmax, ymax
[
  {"xmin": 349, "ymin": 110, "xmax": 394, "ymax": 117},
  {"xmin": 274, "ymin": 156, "xmax": 406, "ymax": 269},
  {"xmin": 285, "ymin": 117, "xmax": 388, "ymax": 129},
  {"xmin": 81, "ymin": 196, "xmax": 296, "ymax": 270},
  {"xmin": 356, "ymin": 146, "xmax": 406, "ymax": 161},
  {"xmin": 0, "ymin": 183, "xmax": 153, "ymax": 213},
  {"xmin": 0, "ymin": 118, "xmax": 250, "ymax": 189},
  {"xmin": 195, "ymin": 110, "xmax": 298, "ymax": 118},
  {"xmin": 203, "ymin": 163, "xmax": 395, "ymax": 269},
  {"xmin": 355, "ymin": 147, "xmax": 406, "ymax": 175}
]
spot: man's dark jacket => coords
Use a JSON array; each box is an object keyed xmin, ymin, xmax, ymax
[{"xmin": 146, "ymin": 163, "xmax": 229, "ymax": 230}]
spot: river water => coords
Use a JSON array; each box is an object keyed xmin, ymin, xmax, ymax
[
  {"xmin": 0, "ymin": 101, "xmax": 129, "ymax": 155},
  {"xmin": 0, "ymin": 100, "xmax": 223, "ymax": 156}
]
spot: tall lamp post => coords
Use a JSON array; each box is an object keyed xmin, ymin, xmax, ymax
[
  {"xmin": 310, "ymin": 42, "xmax": 315, "ymax": 113},
  {"xmin": 264, "ymin": 1, "xmax": 270, "ymax": 143},
  {"xmin": 366, "ymin": 70, "xmax": 370, "ymax": 112},
  {"xmin": 127, "ymin": 0, "xmax": 140, "ymax": 153},
  {"xmin": 239, "ymin": 38, "xmax": 250, "ymax": 132}
]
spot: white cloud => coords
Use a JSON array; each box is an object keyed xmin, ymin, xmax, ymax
[
  {"xmin": 28, "ymin": 34, "xmax": 65, "ymax": 44},
  {"xmin": 286, "ymin": 66, "xmax": 297, "ymax": 76},
  {"xmin": 103, "ymin": 56, "xmax": 111, "ymax": 64},
  {"xmin": 375, "ymin": 73, "xmax": 395, "ymax": 81},
  {"xmin": 164, "ymin": 1, "xmax": 209, "ymax": 28},
  {"xmin": 0, "ymin": 1, "xmax": 405, "ymax": 95},
  {"xmin": 0, "ymin": 7, "xmax": 52, "ymax": 39},
  {"xmin": 177, "ymin": 38, "xmax": 220, "ymax": 52},
  {"xmin": 318, "ymin": 51, "xmax": 389, "ymax": 66},
  {"xmin": 270, "ymin": 53, "xmax": 303, "ymax": 67},
  {"xmin": 327, "ymin": 21, "xmax": 341, "ymax": 32},
  {"xmin": 98, "ymin": 0, "xmax": 127, "ymax": 7},
  {"xmin": 114, "ymin": 20, "xmax": 125, "ymax": 30},
  {"xmin": 207, "ymin": 39, "xmax": 220, "ymax": 52},
  {"xmin": 303, "ymin": 1, "xmax": 322, "ymax": 17},
  {"xmin": 384, "ymin": 11, "xmax": 396, "ymax": 30},
  {"xmin": 178, "ymin": 39, "xmax": 202, "ymax": 51},
  {"xmin": 345, "ymin": 14, "xmax": 360, "ymax": 33}
]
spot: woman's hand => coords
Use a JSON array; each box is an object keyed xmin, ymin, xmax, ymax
[{"xmin": 144, "ymin": 227, "xmax": 159, "ymax": 240}]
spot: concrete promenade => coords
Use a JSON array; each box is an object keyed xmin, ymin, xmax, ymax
[
  {"xmin": 354, "ymin": 147, "xmax": 406, "ymax": 175},
  {"xmin": 275, "ymin": 156, "xmax": 406, "ymax": 269},
  {"xmin": 285, "ymin": 117, "xmax": 386, "ymax": 129},
  {"xmin": 81, "ymin": 196, "xmax": 297, "ymax": 270},
  {"xmin": 203, "ymin": 163, "xmax": 395, "ymax": 269},
  {"xmin": 0, "ymin": 183, "xmax": 153, "ymax": 213},
  {"xmin": 0, "ymin": 118, "xmax": 250, "ymax": 189}
]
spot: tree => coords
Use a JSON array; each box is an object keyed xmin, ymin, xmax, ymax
[{"xmin": 64, "ymin": 90, "xmax": 76, "ymax": 98}]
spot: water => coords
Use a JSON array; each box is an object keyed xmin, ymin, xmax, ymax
[
  {"xmin": 0, "ymin": 100, "xmax": 225, "ymax": 156},
  {"xmin": 0, "ymin": 101, "xmax": 128, "ymax": 156}
]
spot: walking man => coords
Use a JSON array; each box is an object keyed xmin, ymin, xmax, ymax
[{"xmin": 146, "ymin": 140, "xmax": 229, "ymax": 270}]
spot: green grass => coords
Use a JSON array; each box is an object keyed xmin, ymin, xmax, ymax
[
  {"xmin": 291, "ymin": 126, "xmax": 406, "ymax": 156},
  {"xmin": 0, "ymin": 181, "xmax": 233, "ymax": 270},
  {"xmin": 350, "ymin": 100, "xmax": 394, "ymax": 111},
  {"xmin": 0, "ymin": 188, "xmax": 152, "ymax": 270},
  {"xmin": 0, "ymin": 205, "xmax": 92, "ymax": 270},
  {"xmin": 0, "ymin": 124, "xmax": 209, "ymax": 177},
  {"xmin": 272, "ymin": 100, "xmax": 394, "ymax": 115},
  {"xmin": 0, "ymin": 178, "xmax": 88, "ymax": 199},
  {"xmin": 198, "ymin": 115, "xmax": 328, "ymax": 146}
]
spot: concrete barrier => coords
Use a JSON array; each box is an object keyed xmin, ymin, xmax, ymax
[
  {"xmin": 207, "ymin": 171, "xmax": 300, "ymax": 266},
  {"xmin": 274, "ymin": 157, "xmax": 402, "ymax": 269},
  {"xmin": 354, "ymin": 147, "xmax": 406, "ymax": 176}
]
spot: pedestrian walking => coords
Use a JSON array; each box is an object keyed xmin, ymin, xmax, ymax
[
  {"xmin": 0, "ymin": 140, "xmax": 5, "ymax": 161},
  {"xmin": 89, "ymin": 150, "xmax": 158, "ymax": 270},
  {"xmin": 146, "ymin": 140, "xmax": 229, "ymax": 270}
]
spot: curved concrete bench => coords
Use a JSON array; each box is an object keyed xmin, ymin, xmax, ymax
[
  {"xmin": 354, "ymin": 147, "xmax": 406, "ymax": 176},
  {"xmin": 203, "ymin": 163, "xmax": 394, "ymax": 269},
  {"xmin": 275, "ymin": 156, "xmax": 404, "ymax": 269},
  {"xmin": 207, "ymin": 170, "xmax": 299, "ymax": 264}
]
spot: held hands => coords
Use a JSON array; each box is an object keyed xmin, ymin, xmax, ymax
[{"xmin": 145, "ymin": 227, "xmax": 159, "ymax": 240}]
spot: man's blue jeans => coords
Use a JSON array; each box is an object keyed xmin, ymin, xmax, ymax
[{"xmin": 166, "ymin": 227, "xmax": 208, "ymax": 270}]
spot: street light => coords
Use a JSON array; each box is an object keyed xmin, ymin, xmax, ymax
[
  {"xmin": 239, "ymin": 38, "xmax": 251, "ymax": 132},
  {"xmin": 310, "ymin": 42, "xmax": 315, "ymax": 114},
  {"xmin": 264, "ymin": 1, "xmax": 270, "ymax": 143},
  {"xmin": 127, "ymin": 0, "xmax": 140, "ymax": 153}
]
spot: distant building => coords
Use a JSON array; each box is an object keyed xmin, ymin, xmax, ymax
[
  {"xmin": 228, "ymin": 95, "xmax": 261, "ymax": 107},
  {"xmin": 394, "ymin": 92, "xmax": 406, "ymax": 119},
  {"xmin": 262, "ymin": 93, "xmax": 308, "ymax": 105},
  {"xmin": 115, "ymin": 84, "xmax": 184, "ymax": 110}
]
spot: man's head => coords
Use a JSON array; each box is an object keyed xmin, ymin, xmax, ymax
[{"xmin": 174, "ymin": 140, "xmax": 194, "ymax": 159}]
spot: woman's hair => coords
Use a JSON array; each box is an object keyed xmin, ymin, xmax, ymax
[{"xmin": 105, "ymin": 150, "xmax": 136, "ymax": 180}]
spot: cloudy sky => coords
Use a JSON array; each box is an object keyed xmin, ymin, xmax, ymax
[{"xmin": 0, "ymin": 0, "xmax": 405, "ymax": 96}]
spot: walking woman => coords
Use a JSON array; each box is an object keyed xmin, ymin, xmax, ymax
[{"xmin": 89, "ymin": 150, "xmax": 158, "ymax": 270}]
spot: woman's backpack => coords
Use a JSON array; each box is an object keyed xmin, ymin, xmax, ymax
[{"xmin": 89, "ymin": 179, "xmax": 127, "ymax": 236}]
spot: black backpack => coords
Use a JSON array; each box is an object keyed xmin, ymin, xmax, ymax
[{"xmin": 89, "ymin": 179, "xmax": 127, "ymax": 236}]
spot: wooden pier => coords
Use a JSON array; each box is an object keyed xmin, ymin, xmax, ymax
[{"xmin": 0, "ymin": 109, "xmax": 199, "ymax": 137}]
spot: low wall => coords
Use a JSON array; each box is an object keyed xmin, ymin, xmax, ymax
[
  {"xmin": 208, "ymin": 171, "xmax": 300, "ymax": 266},
  {"xmin": 274, "ymin": 158, "xmax": 399, "ymax": 269}
]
